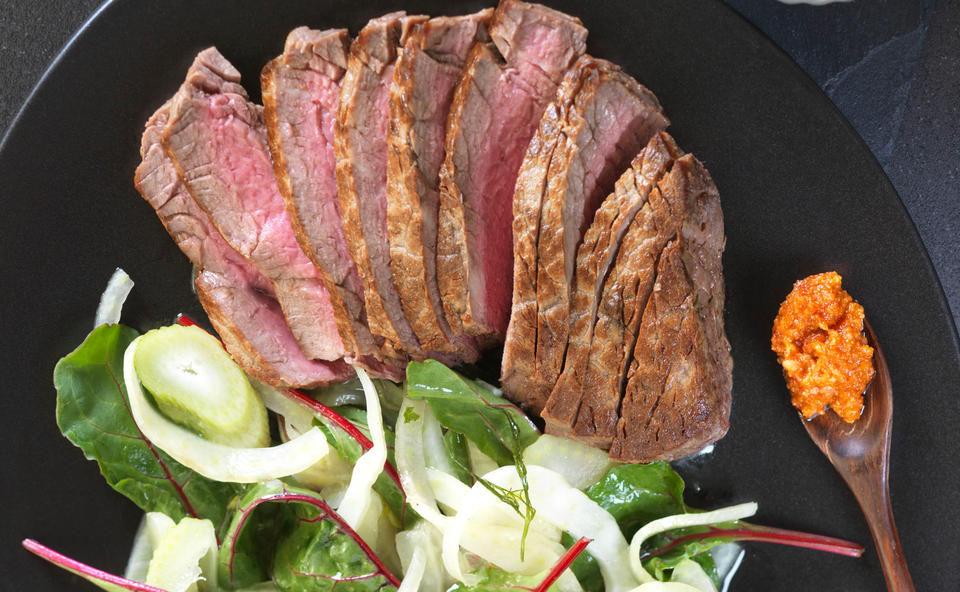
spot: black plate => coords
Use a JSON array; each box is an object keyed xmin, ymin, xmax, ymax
[{"xmin": 2, "ymin": 0, "xmax": 958, "ymax": 590}]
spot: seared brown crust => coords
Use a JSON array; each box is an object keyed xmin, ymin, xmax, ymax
[
  {"xmin": 611, "ymin": 157, "xmax": 732, "ymax": 462},
  {"xmin": 501, "ymin": 56, "xmax": 668, "ymax": 414},
  {"xmin": 335, "ymin": 12, "xmax": 428, "ymax": 359},
  {"xmin": 542, "ymin": 132, "xmax": 682, "ymax": 433},
  {"xmin": 386, "ymin": 11, "xmax": 491, "ymax": 360},
  {"xmin": 500, "ymin": 71, "xmax": 581, "ymax": 413},
  {"xmin": 565, "ymin": 182, "xmax": 677, "ymax": 446}
]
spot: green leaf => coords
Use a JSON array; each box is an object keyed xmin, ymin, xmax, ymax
[
  {"xmin": 405, "ymin": 360, "xmax": 538, "ymax": 465},
  {"xmin": 446, "ymin": 566, "xmax": 547, "ymax": 592},
  {"xmin": 54, "ymin": 325, "xmax": 242, "ymax": 536},
  {"xmin": 219, "ymin": 483, "xmax": 296, "ymax": 589},
  {"xmin": 219, "ymin": 481, "xmax": 399, "ymax": 592},
  {"xmin": 584, "ymin": 462, "xmax": 686, "ymax": 539},
  {"xmin": 442, "ymin": 431, "xmax": 473, "ymax": 485}
]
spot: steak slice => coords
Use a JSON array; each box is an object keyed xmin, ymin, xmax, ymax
[
  {"xmin": 163, "ymin": 48, "xmax": 345, "ymax": 362},
  {"xmin": 386, "ymin": 10, "xmax": 491, "ymax": 359},
  {"xmin": 262, "ymin": 28, "xmax": 383, "ymax": 360},
  {"xmin": 542, "ymin": 132, "xmax": 682, "ymax": 430},
  {"xmin": 501, "ymin": 56, "xmax": 668, "ymax": 413},
  {"xmin": 611, "ymin": 157, "xmax": 731, "ymax": 462},
  {"xmin": 135, "ymin": 100, "xmax": 351, "ymax": 388},
  {"xmin": 336, "ymin": 12, "xmax": 432, "ymax": 360},
  {"xmin": 436, "ymin": 0, "xmax": 587, "ymax": 346}
]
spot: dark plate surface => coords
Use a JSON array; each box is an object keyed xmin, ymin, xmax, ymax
[{"xmin": 1, "ymin": 0, "xmax": 957, "ymax": 590}]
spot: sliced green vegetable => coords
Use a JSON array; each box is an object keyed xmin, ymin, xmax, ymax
[
  {"xmin": 125, "ymin": 512, "xmax": 176, "ymax": 582},
  {"xmin": 145, "ymin": 517, "xmax": 219, "ymax": 592},
  {"xmin": 54, "ymin": 324, "xmax": 242, "ymax": 533},
  {"xmin": 133, "ymin": 324, "xmax": 268, "ymax": 448},
  {"xmin": 125, "ymin": 336, "xmax": 331, "ymax": 483},
  {"xmin": 523, "ymin": 434, "xmax": 613, "ymax": 490}
]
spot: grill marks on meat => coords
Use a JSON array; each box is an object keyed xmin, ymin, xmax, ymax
[
  {"xmin": 336, "ymin": 12, "xmax": 430, "ymax": 360},
  {"xmin": 611, "ymin": 157, "xmax": 732, "ymax": 462},
  {"xmin": 162, "ymin": 48, "xmax": 345, "ymax": 363},
  {"xmin": 262, "ymin": 28, "xmax": 379, "ymax": 359},
  {"xmin": 135, "ymin": 96, "xmax": 351, "ymax": 386},
  {"xmin": 386, "ymin": 11, "xmax": 491, "ymax": 360},
  {"xmin": 502, "ymin": 56, "xmax": 669, "ymax": 413},
  {"xmin": 436, "ymin": 0, "xmax": 588, "ymax": 346},
  {"xmin": 542, "ymin": 132, "xmax": 682, "ymax": 435}
]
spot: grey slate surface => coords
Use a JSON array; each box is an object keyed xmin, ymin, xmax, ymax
[{"xmin": 0, "ymin": 0, "xmax": 956, "ymax": 329}]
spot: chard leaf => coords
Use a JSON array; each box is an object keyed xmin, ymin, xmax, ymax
[
  {"xmin": 405, "ymin": 360, "xmax": 538, "ymax": 465},
  {"xmin": 219, "ymin": 483, "xmax": 296, "ymax": 589},
  {"xmin": 54, "ymin": 324, "xmax": 242, "ymax": 536},
  {"xmin": 219, "ymin": 481, "xmax": 399, "ymax": 592},
  {"xmin": 585, "ymin": 462, "xmax": 687, "ymax": 539},
  {"xmin": 313, "ymin": 406, "xmax": 410, "ymax": 527},
  {"xmin": 446, "ymin": 566, "xmax": 546, "ymax": 591},
  {"xmin": 442, "ymin": 431, "xmax": 473, "ymax": 485}
]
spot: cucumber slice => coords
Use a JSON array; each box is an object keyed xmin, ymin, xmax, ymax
[
  {"xmin": 133, "ymin": 324, "xmax": 268, "ymax": 448},
  {"xmin": 145, "ymin": 517, "xmax": 218, "ymax": 592}
]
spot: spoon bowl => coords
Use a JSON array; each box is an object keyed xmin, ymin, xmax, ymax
[{"xmin": 799, "ymin": 319, "xmax": 914, "ymax": 591}]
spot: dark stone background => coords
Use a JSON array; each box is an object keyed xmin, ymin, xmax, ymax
[{"xmin": 2, "ymin": 0, "xmax": 955, "ymax": 331}]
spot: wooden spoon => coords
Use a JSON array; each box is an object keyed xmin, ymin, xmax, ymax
[{"xmin": 799, "ymin": 319, "xmax": 915, "ymax": 591}]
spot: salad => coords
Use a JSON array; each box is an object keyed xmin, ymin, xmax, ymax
[{"xmin": 26, "ymin": 270, "xmax": 863, "ymax": 592}]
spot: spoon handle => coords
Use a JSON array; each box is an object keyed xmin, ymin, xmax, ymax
[{"xmin": 841, "ymin": 461, "xmax": 915, "ymax": 592}]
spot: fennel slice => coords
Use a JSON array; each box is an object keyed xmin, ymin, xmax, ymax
[
  {"xmin": 145, "ymin": 517, "xmax": 218, "ymax": 592},
  {"xmin": 133, "ymin": 324, "xmax": 268, "ymax": 448}
]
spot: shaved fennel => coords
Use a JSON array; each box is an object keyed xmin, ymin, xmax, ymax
[
  {"xmin": 144, "ymin": 517, "xmax": 218, "ymax": 592},
  {"xmin": 95, "ymin": 268, "xmax": 134, "ymax": 328},
  {"xmin": 337, "ymin": 366, "xmax": 388, "ymax": 542},
  {"xmin": 629, "ymin": 503, "xmax": 758, "ymax": 584},
  {"xmin": 124, "ymin": 513, "xmax": 175, "ymax": 582},
  {"xmin": 123, "ymin": 337, "xmax": 331, "ymax": 483},
  {"xmin": 395, "ymin": 399, "xmax": 450, "ymax": 528}
]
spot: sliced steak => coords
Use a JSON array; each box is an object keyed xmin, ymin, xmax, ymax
[
  {"xmin": 336, "ymin": 12, "xmax": 432, "ymax": 360},
  {"xmin": 437, "ymin": 0, "xmax": 587, "ymax": 346},
  {"xmin": 135, "ymin": 100, "xmax": 352, "ymax": 388},
  {"xmin": 262, "ymin": 28, "xmax": 382, "ymax": 360},
  {"xmin": 542, "ymin": 132, "xmax": 682, "ymax": 430},
  {"xmin": 611, "ymin": 157, "xmax": 731, "ymax": 462},
  {"xmin": 501, "ymin": 56, "xmax": 668, "ymax": 413},
  {"xmin": 386, "ymin": 10, "xmax": 491, "ymax": 359},
  {"xmin": 163, "ymin": 47, "xmax": 345, "ymax": 362}
]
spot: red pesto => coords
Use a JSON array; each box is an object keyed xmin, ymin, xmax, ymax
[{"xmin": 771, "ymin": 272, "xmax": 875, "ymax": 422}]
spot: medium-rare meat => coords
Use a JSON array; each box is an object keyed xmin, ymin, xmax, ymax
[
  {"xmin": 336, "ymin": 12, "xmax": 433, "ymax": 360},
  {"xmin": 501, "ymin": 55, "xmax": 668, "ymax": 413},
  {"xmin": 436, "ymin": 0, "xmax": 587, "ymax": 346},
  {"xmin": 542, "ymin": 132, "xmax": 682, "ymax": 432},
  {"xmin": 163, "ymin": 47, "xmax": 345, "ymax": 363},
  {"xmin": 386, "ymin": 10, "xmax": 491, "ymax": 359},
  {"xmin": 262, "ymin": 27, "xmax": 384, "ymax": 360},
  {"xmin": 135, "ymin": 99, "xmax": 352, "ymax": 388},
  {"xmin": 611, "ymin": 157, "xmax": 731, "ymax": 462}
]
